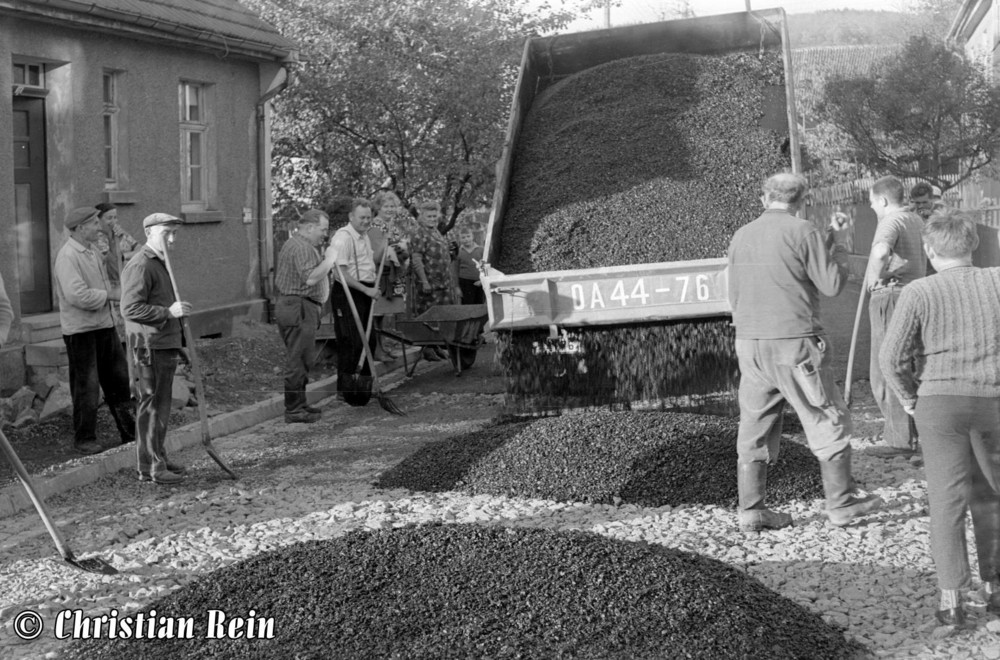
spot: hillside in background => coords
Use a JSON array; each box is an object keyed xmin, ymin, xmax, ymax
[{"xmin": 787, "ymin": 9, "xmax": 947, "ymax": 47}]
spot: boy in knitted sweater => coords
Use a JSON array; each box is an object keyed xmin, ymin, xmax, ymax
[{"xmin": 879, "ymin": 208, "xmax": 1000, "ymax": 628}]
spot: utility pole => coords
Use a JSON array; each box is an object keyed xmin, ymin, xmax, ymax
[
  {"xmin": 745, "ymin": 0, "xmax": 752, "ymax": 9},
  {"xmin": 605, "ymin": 0, "xmax": 611, "ymax": 28}
]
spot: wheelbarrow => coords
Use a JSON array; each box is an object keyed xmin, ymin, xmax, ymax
[{"xmin": 380, "ymin": 304, "xmax": 488, "ymax": 376}]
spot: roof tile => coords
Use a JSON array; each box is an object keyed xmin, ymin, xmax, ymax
[
  {"xmin": 24, "ymin": 0, "xmax": 295, "ymax": 58},
  {"xmin": 792, "ymin": 44, "xmax": 902, "ymax": 82}
]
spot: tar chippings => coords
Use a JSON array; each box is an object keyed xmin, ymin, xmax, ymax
[
  {"xmin": 378, "ymin": 411, "xmax": 823, "ymax": 508},
  {"xmin": 494, "ymin": 50, "xmax": 790, "ymax": 409},
  {"xmin": 66, "ymin": 525, "xmax": 867, "ymax": 660}
]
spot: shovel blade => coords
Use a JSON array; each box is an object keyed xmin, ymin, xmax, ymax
[
  {"xmin": 342, "ymin": 375, "xmax": 373, "ymax": 407},
  {"xmin": 67, "ymin": 555, "xmax": 118, "ymax": 575}
]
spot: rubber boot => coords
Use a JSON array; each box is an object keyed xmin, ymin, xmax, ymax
[
  {"xmin": 821, "ymin": 450, "xmax": 884, "ymax": 527},
  {"xmin": 738, "ymin": 462, "xmax": 793, "ymax": 532}
]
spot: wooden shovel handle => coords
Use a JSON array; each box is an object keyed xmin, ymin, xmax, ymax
[{"xmin": 844, "ymin": 284, "xmax": 868, "ymax": 408}]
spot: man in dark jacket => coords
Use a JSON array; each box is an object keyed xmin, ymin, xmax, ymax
[
  {"xmin": 728, "ymin": 172, "xmax": 883, "ymax": 531},
  {"xmin": 120, "ymin": 213, "xmax": 192, "ymax": 485}
]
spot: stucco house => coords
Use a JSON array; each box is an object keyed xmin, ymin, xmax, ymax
[
  {"xmin": 949, "ymin": 0, "xmax": 1000, "ymax": 208},
  {"xmin": 948, "ymin": 0, "xmax": 1000, "ymax": 269},
  {"xmin": 0, "ymin": 0, "xmax": 297, "ymax": 391}
]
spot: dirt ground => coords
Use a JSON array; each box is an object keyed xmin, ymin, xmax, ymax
[
  {"xmin": 0, "ymin": 280, "xmax": 882, "ymax": 488},
  {"xmin": 0, "ymin": 319, "xmax": 338, "ymax": 487}
]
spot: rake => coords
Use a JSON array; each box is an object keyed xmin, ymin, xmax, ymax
[
  {"xmin": 333, "ymin": 264, "xmax": 405, "ymax": 416},
  {"xmin": 342, "ymin": 248, "xmax": 388, "ymax": 407}
]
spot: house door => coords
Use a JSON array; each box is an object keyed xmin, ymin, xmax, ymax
[{"xmin": 12, "ymin": 96, "xmax": 51, "ymax": 314}]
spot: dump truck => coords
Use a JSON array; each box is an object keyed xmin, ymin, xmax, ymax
[{"xmin": 481, "ymin": 9, "xmax": 801, "ymax": 412}]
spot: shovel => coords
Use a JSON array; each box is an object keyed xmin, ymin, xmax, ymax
[
  {"xmin": 334, "ymin": 263, "xmax": 405, "ymax": 416},
  {"xmin": 162, "ymin": 248, "xmax": 238, "ymax": 479},
  {"xmin": 0, "ymin": 428, "xmax": 117, "ymax": 574},
  {"xmin": 342, "ymin": 248, "xmax": 388, "ymax": 407},
  {"xmin": 844, "ymin": 282, "xmax": 869, "ymax": 408}
]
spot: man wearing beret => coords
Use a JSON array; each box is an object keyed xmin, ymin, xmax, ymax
[
  {"xmin": 53, "ymin": 207, "xmax": 137, "ymax": 455},
  {"xmin": 120, "ymin": 213, "xmax": 192, "ymax": 485}
]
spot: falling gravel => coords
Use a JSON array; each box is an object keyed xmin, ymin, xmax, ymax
[
  {"xmin": 497, "ymin": 318, "xmax": 738, "ymax": 413},
  {"xmin": 378, "ymin": 411, "xmax": 823, "ymax": 508},
  {"xmin": 64, "ymin": 525, "xmax": 867, "ymax": 660}
]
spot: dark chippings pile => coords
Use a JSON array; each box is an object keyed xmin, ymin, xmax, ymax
[
  {"xmin": 493, "ymin": 50, "xmax": 789, "ymax": 408},
  {"xmin": 66, "ymin": 525, "xmax": 868, "ymax": 660},
  {"xmin": 496, "ymin": 49, "xmax": 789, "ymax": 275},
  {"xmin": 378, "ymin": 411, "xmax": 823, "ymax": 508}
]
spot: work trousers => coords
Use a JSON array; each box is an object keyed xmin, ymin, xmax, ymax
[
  {"xmin": 331, "ymin": 282, "xmax": 376, "ymax": 394},
  {"xmin": 735, "ymin": 336, "xmax": 852, "ymax": 464},
  {"xmin": 135, "ymin": 348, "xmax": 180, "ymax": 478},
  {"xmin": 275, "ymin": 295, "xmax": 322, "ymax": 413},
  {"xmin": 916, "ymin": 395, "xmax": 1000, "ymax": 591},
  {"xmin": 64, "ymin": 327, "xmax": 134, "ymax": 445},
  {"xmin": 459, "ymin": 278, "xmax": 485, "ymax": 305},
  {"xmin": 869, "ymin": 288, "xmax": 918, "ymax": 450}
]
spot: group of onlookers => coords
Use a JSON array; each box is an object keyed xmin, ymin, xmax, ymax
[
  {"xmin": 40, "ymin": 204, "xmax": 192, "ymax": 486},
  {"xmin": 728, "ymin": 172, "xmax": 1000, "ymax": 628},
  {"xmin": 2, "ymin": 194, "xmax": 482, "ymax": 480},
  {"xmin": 274, "ymin": 195, "xmax": 484, "ymax": 423}
]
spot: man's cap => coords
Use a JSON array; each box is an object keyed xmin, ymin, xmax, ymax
[
  {"xmin": 142, "ymin": 213, "xmax": 183, "ymax": 228},
  {"xmin": 65, "ymin": 207, "xmax": 100, "ymax": 230}
]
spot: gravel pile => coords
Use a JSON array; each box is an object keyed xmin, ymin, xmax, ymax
[
  {"xmin": 496, "ymin": 49, "xmax": 789, "ymax": 274},
  {"xmin": 493, "ymin": 50, "xmax": 788, "ymax": 407},
  {"xmin": 66, "ymin": 524, "xmax": 866, "ymax": 660},
  {"xmin": 3, "ymin": 389, "xmax": 996, "ymax": 660},
  {"xmin": 378, "ymin": 411, "xmax": 823, "ymax": 508}
]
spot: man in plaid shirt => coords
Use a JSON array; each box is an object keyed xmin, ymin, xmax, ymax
[{"xmin": 274, "ymin": 209, "xmax": 337, "ymax": 423}]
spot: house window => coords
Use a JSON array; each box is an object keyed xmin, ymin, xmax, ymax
[
  {"xmin": 12, "ymin": 63, "xmax": 44, "ymax": 88},
  {"xmin": 179, "ymin": 81, "xmax": 213, "ymax": 212},
  {"xmin": 102, "ymin": 71, "xmax": 121, "ymax": 187}
]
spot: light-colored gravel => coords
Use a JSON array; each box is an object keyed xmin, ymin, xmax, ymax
[{"xmin": 1, "ymin": 389, "xmax": 999, "ymax": 659}]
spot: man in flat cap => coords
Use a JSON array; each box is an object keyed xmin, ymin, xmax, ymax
[
  {"xmin": 53, "ymin": 207, "xmax": 137, "ymax": 454},
  {"xmin": 120, "ymin": 213, "xmax": 192, "ymax": 485}
]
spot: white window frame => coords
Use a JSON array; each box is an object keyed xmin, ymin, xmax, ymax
[
  {"xmin": 12, "ymin": 62, "xmax": 44, "ymax": 89},
  {"xmin": 103, "ymin": 70, "xmax": 121, "ymax": 189},
  {"xmin": 179, "ymin": 81, "xmax": 214, "ymax": 213}
]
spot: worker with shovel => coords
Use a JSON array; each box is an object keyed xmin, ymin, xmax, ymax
[
  {"xmin": 728, "ymin": 173, "xmax": 884, "ymax": 532},
  {"xmin": 864, "ymin": 176, "xmax": 926, "ymax": 459},
  {"xmin": 329, "ymin": 199, "xmax": 382, "ymax": 404},
  {"xmin": 275, "ymin": 208, "xmax": 337, "ymax": 424},
  {"xmin": 120, "ymin": 213, "xmax": 192, "ymax": 485}
]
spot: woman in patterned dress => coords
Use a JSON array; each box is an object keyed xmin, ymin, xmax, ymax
[
  {"xmin": 409, "ymin": 199, "xmax": 460, "ymax": 360},
  {"xmin": 369, "ymin": 191, "xmax": 413, "ymax": 360}
]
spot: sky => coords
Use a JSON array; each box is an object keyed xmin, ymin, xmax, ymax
[{"xmin": 564, "ymin": 0, "xmax": 917, "ymax": 31}]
